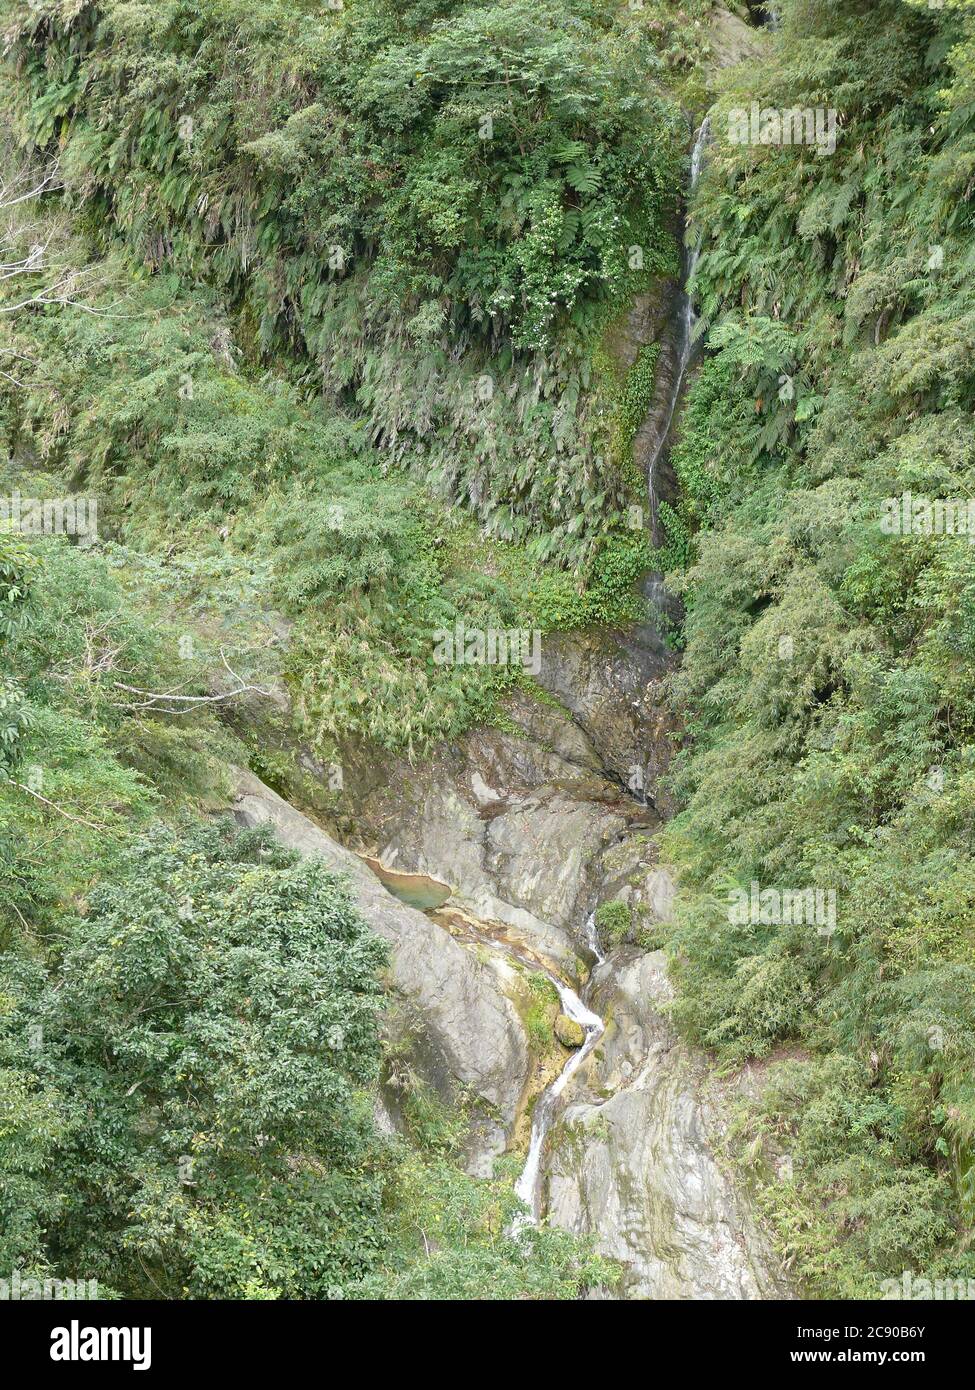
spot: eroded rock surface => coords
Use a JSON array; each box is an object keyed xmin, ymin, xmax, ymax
[
  {"xmin": 233, "ymin": 591, "xmax": 786, "ymax": 1295},
  {"xmin": 535, "ymin": 627, "xmax": 676, "ymax": 814},
  {"xmin": 545, "ymin": 949, "xmax": 788, "ymax": 1300},
  {"xmin": 232, "ymin": 768, "xmax": 531, "ymax": 1172},
  {"xmin": 314, "ymin": 632, "xmax": 786, "ymax": 1298},
  {"xmin": 339, "ymin": 685, "xmax": 652, "ymax": 976}
]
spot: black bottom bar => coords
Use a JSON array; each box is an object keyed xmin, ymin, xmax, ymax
[{"xmin": 1, "ymin": 1298, "xmax": 967, "ymax": 1375}]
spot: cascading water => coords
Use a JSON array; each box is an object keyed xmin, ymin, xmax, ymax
[
  {"xmin": 365, "ymin": 863, "xmax": 607, "ymax": 1227},
  {"xmin": 646, "ymin": 115, "xmax": 711, "ymax": 544},
  {"xmin": 512, "ymin": 968, "xmax": 604, "ymax": 1221},
  {"xmin": 511, "ymin": 126, "xmax": 715, "ymax": 1226},
  {"xmin": 582, "ymin": 910, "xmax": 605, "ymax": 967},
  {"xmin": 512, "ymin": 912, "xmax": 604, "ymax": 1222}
]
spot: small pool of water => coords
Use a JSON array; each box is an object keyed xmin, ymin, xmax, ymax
[{"xmin": 363, "ymin": 856, "xmax": 452, "ymax": 912}]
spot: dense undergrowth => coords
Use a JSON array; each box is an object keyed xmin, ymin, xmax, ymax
[
  {"xmin": 660, "ymin": 0, "xmax": 975, "ymax": 1296},
  {"xmin": 0, "ymin": 0, "xmax": 697, "ymax": 1299},
  {"xmin": 9, "ymin": 0, "xmax": 972, "ymax": 1305},
  {"xmin": 3, "ymin": 0, "xmax": 684, "ymax": 564},
  {"xmin": 0, "ymin": 0, "xmax": 694, "ymax": 755},
  {"xmin": 0, "ymin": 257, "xmax": 655, "ymax": 757}
]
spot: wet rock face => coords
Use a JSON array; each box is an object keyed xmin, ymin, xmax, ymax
[
  {"xmin": 602, "ymin": 284, "xmax": 677, "ymax": 374},
  {"xmin": 555, "ymin": 1014, "xmax": 586, "ymax": 1049},
  {"xmin": 315, "ymin": 640, "xmax": 787, "ymax": 1295},
  {"xmin": 535, "ymin": 628, "xmax": 676, "ymax": 815},
  {"xmin": 545, "ymin": 950, "xmax": 788, "ymax": 1300},
  {"xmin": 231, "ymin": 769, "xmax": 530, "ymax": 1173},
  {"xmin": 703, "ymin": 5, "xmax": 766, "ymax": 72}
]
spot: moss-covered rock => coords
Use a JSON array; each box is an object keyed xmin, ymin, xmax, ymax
[{"xmin": 555, "ymin": 1013, "xmax": 586, "ymax": 1048}]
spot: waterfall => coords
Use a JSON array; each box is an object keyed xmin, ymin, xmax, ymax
[
  {"xmin": 509, "ymin": 915, "xmax": 606, "ymax": 1225},
  {"xmin": 646, "ymin": 115, "xmax": 711, "ymax": 543},
  {"xmin": 582, "ymin": 910, "xmax": 605, "ymax": 966},
  {"xmin": 512, "ymin": 971, "xmax": 605, "ymax": 1222}
]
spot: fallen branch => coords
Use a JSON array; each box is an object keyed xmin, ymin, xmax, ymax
[{"xmin": 111, "ymin": 649, "xmax": 272, "ymax": 714}]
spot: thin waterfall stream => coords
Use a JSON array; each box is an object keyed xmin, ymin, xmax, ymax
[
  {"xmin": 512, "ymin": 118, "xmax": 712, "ymax": 1226},
  {"xmin": 367, "ymin": 844, "xmax": 609, "ymax": 1223},
  {"xmin": 647, "ymin": 115, "xmax": 711, "ymax": 543},
  {"xmin": 513, "ymin": 914, "xmax": 605, "ymax": 1219},
  {"xmin": 364, "ymin": 120, "xmax": 712, "ymax": 1231}
]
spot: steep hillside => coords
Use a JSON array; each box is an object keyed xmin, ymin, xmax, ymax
[
  {"xmin": 0, "ymin": 0, "xmax": 700, "ymax": 1301},
  {"xmin": 661, "ymin": 0, "xmax": 975, "ymax": 1296},
  {"xmin": 4, "ymin": 0, "xmax": 974, "ymax": 1305}
]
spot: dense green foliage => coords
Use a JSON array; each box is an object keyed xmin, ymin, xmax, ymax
[
  {"xmin": 0, "ymin": 534, "xmax": 247, "ymax": 944},
  {"xmin": 661, "ymin": 0, "xmax": 975, "ymax": 1295},
  {"xmin": 4, "ymin": 0, "xmax": 682, "ymax": 563},
  {"xmin": 0, "ymin": 0, "xmax": 686, "ymax": 756},
  {"xmin": 1, "ymin": 819, "xmax": 391, "ymax": 1298},
  {"xmin": 0, "ymin": 253, "xmax": 654, "ymax": 754},
  {"xmin": 13, "ymin": 0, "xmax": 975, "ymax": 1305},
  {"xmin": 0, "ymin": 533, "xmax": 610, "ymax": 1298},
  {"xmin": 1, "ymin": 0, "xmax": 675, "ymax": 1299}
]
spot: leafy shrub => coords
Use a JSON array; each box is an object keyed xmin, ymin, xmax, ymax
[{"xmin": 595, "ymin": 898, "xmax": 633, "ymax": 946}]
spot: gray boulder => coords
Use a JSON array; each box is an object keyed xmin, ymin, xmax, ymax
[{"xmin": 231, "ymin": 768, "xmax": 530, "ymax": 1173}]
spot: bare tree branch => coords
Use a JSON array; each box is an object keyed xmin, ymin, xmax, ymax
[
  {"xmin": 111, "ymin": 649, "xmax": 273, "ymax": 714},
  {"xmin": 0, "ymin": 154, "xmax": 122, "ymax": 355},
  {"xmin": 0, "ymin": 165, "xmax": 62, "ymax": 210}
]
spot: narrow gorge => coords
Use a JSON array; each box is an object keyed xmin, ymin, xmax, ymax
[
  {"xmin": 226, "ymin": 100, "xmax": 789, "ymax": 1296},
  {"xmin": 5, "ymin": 0, "xmax": 973, "ymax": 1312}
]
